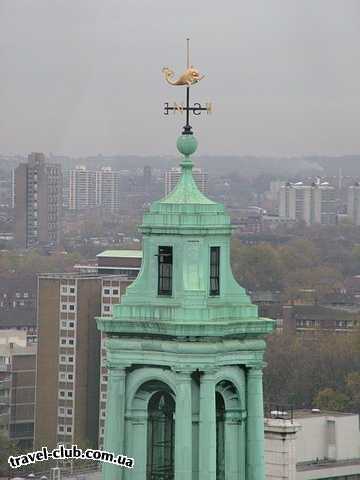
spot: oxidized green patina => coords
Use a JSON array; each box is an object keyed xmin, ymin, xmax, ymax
[{"xmin": 97, "ymin": 134, "xmax": 275, "ymax": 480}]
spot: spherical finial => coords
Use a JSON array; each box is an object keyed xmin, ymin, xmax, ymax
[{"xmin": 176, "ymin": 134, "xmax": 198, "ymax": 156}]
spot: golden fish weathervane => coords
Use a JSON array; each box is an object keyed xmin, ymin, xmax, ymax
[
  {"xmin": 162, "ymin": 39, "xmax": 211, "ymax": 135},
  {"xmin": 162, "ymin": 66, "xmax": 205, "ymax": 86}
]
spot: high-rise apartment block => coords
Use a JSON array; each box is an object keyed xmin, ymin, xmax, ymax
[
  {"xmin": 347, "ymin": 183, "xmax": 360, "ymax": 226},
  {"xmin": 164, "ymin": 167, "xmax": 208, "ymax": 195},
  {"xmin": 63, "ymin": 166, "xmax": 126, "ymax": 211},
  {"xmin": 98, "ymin": 167, "xmax": 124, "ymax": 211},
  {"xmin": 0, "ymin": 169, "xmax": 15, "ymax": 209},
  {"xmin": 15, "ymin": 153, "xmax": 62, "ymax": 249},
  {"xmin": 63, "ymin": 166, "xmax": 100, "ymax": 210},
  {"xmin": 143, "ymin": 165, "xmax": 152, "ymax": 191},
  {"xmin": 35, "ymin": 274, "xmax": 103, "ymax": 450},
  {"xmin": 35, "ymin": 250, "xmax": 142, "ymax": 450},
  {"xmin": 279, "ymin": 181, "xmax": 336, "ymax": 225}
]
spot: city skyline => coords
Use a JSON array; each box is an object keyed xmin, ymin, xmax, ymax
[{"xmin": 1, "ymin": 1, "xmax": 360, "ymax": 157}]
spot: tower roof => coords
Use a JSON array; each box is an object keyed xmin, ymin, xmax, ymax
[
  {"xmin": 142, "ymin": 135, "xmax": 230, "ymax": 234},
  {"xmin": 97, "ymin": 135, "xmax": 274, "ymax": 338},
  {"xmin": 96, "ymin": 46, "xmax": 275, "ymax": 340}
]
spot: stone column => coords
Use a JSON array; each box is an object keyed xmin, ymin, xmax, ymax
[
  {"xmin": 246, "ymin": 365, "xmax": 265, "ymax": 480},
  {"xmin": 239, "ymin": 412, "xmax": 247, "ymax": 480},
  {"xmin": 199, "ymin": 371, "xmax": 217, "ymax": 480},
  {"xmin": 174, "ymin": 369, "xmax": 193, "ymax": 480},
  {"xmin": 103, "ymin": 365, "xmax": 126, "ymax": 480},
  {"xmin": 127, "ymin": 410, "xmax": 147, "ymax": 480},
  {"xmin": 224, "ymin": 410, "xmax": 240, "ymax": 480}
]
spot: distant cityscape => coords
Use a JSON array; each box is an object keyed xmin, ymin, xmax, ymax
[
  {"xmin": 1, "ymin": 152, "xmax": 360, "ymax": 251},
  {"xmin": 1, "ymin": 152, "xmax": 360, "ymax": 480}
]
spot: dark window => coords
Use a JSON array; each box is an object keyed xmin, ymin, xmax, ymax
[
  {"xmin": 158, "ymin": 246, "xmax": 173, "ymax": 295},
  {"xmin": 147, "ymin": 391, "xmax": 175, "ymax": 479},
  {"xmin": 210, "ymin": 247, "xmax": 220, "ymax": 296}
]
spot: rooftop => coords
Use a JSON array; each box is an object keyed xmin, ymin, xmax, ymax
[
  {"xmin": 96, "ymin": 250, "xmax": 142, "ymax": 258},
  {"xmin": 289, "ymin": 304, "xmax": 360, "ymax": 320},
  {"xmin": 0, "ymin": 343, "xmax": 37, "ymax": 356},
  {"xmin": 297, "ymin": 457, "xmax": 360, "ymax": 471},
  {"xmin": 293, "ymin": 409, "xmax": 357, "ymax": 419},
  {"xmin": 0, "ymin": 308, "xmax": 36, "ymax": 328}
]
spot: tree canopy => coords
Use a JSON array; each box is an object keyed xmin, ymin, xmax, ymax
[{"xmin": 264, "ymin": 331, "xmax": 360, "ymax": 412}]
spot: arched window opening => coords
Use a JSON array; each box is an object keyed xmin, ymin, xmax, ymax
[
  {"xmin": 147, "ymin": 391, "xmax": 175, "ymax": 480},
  {"xmin": 216, "ymin": 392, "xmax": 225, "ymax": 480}
]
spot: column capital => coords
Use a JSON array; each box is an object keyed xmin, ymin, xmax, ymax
[
  {"xmin": 106, "ymin": 362, "xmax": 129, "ymax": 376},
  {"xmin": 172, "ymin": 366, "xmax": 194, "ymax": 376},
  {"xmin": 246, "ymin": 363, "xmax": 265, "ymax": 374}
]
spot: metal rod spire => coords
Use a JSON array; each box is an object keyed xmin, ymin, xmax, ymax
[
  {"xmin": 186, "ymin": 38, "xmax": 190, "ymax": 69},
  {"xmin": 162, "ymin": 39, "xmax": 210, "ymax": 136},
  {"xmin": 185, "ymin": 38, "xmax": 191, "ymax": 133}
]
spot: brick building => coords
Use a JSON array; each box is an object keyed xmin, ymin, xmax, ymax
[{"xmin": 34, "ymin": 250, "xmax": 142, "ymax": 450}]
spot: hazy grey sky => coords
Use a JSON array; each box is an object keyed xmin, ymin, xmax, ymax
[{"xmin": 1, "ymin": 0, "xmax": 360, "ymax": 157}]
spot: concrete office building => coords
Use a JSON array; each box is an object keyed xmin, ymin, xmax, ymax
[
  {"xmin": 15, "ymin": 152, "xmax": 62, "ymax": 249},
  {"xmin": 279, "ymin": 181, "xmax": 336, "ymax": 225},
  {"xmin": 164, "ymin": 166, "xmax": 208, "ymax": 195},
  {"xmin": 265, "ymin": 409, "xmax": 360, "ymax": 480}
]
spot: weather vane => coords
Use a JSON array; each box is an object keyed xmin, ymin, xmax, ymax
[{"xmin": 162, "ymin": 38, "xmax": 212, "ymax": 135}]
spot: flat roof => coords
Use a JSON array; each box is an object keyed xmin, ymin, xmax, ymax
[
  {"xmin": 297, "ymin": 457, "xmax": 360, "ymax": 471},
  {"xmin": 293, "ymin": 409, "xmax": 357, "ymax": 418},
  {"xmin": 0, "ymin": 344, "xmax": 37, "ymax": 355},
  {"xmin": 96, "ymin": 250, "xmax": 142, "ymax": 258}
]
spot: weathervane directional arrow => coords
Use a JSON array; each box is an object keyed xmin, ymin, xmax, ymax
[{"xmin": 162, "ymin": 38, "xmax": 212, "ymax": 135}]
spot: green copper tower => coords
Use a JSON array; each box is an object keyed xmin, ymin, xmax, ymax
[{"xmin": 97, "ymin": 41, "xmax": 275, "ymax": 480}]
